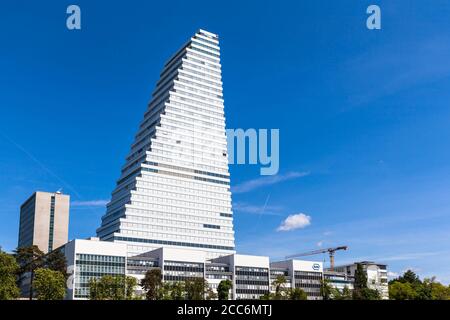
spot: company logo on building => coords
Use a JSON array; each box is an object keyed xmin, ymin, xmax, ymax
[{"xmin": 312, "ymin": 263, "xmax": 320, "ymax": 271}]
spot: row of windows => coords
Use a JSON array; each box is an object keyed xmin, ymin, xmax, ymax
[
  {"xmin": 151, "ymin": 141, "xmax": 227, "ymax": 168},
  {"xmin": 203, "ymin": 224, "xmax": 220, "ymax": 229},
  {"xmin": 122, "ymin": 220, "xmax": 231, "ymax": 233},
  {"xmin": 186, "ymin": 49, "xmax": 221, "ymax": 64},
  {"xmin": 145, "ymin": 160, "xmax": 229, "ymax": 180},
  {"xmin": 236, "ymin": 288, "xmax": 269, "ymax": 294},
  {"xmin": 76, "ymin": 254, "xmax": 125, "ymax": 263},
  {"xmin": 130, "ymin": 194, "xmax": 229, "ymax": 215},
  {"xmin": 134, "ymin": 186, "xmax": 229, "ymax": 206},
  {"xmin": 178, "ymin": 70, "xmax": 221, "ymax": 91},
  {"xmin": 148, "ymin": 153, "xmax": 228, "ymax": 176},
  {"xmin": 127, "ymin": 259, "xmax": 158, "ymax": 268},
  {"xmin": 137, "ymin": 175, "xmax": 231, "ymax": 200},
  {"xmin": 154, "ymin": 128, "xmax": 228, "ymax": 162},
  {"xmin": 236, "ymin": 280, "xmax": 270, "ymax": 286},
  {"xmin": 161, "ymin": 114, "xmax": 224, "ymax": 138},
  {"xmin": 165, "ymin": 109, "xmax": 224, "ymax": 132},
  {"xmin": 126, "ymin": 198, "xmax": 231, "ymax": 221},
  {"xmin": 206, "ymin": 274, "xmax": 232, "ymax": 280},
  {"xmin": 181, "ymin": 63, "xmax": 222, "ymax": 82},
  {"xmin": 175, "ymin": 81, "xmax": 222, "ymax": 100},
  {"xmin": 131, "ymin": 190, "xmax": 229, "ymax": 212},
  {"xmin": 120, "ymin": 228, "xmax": 233, "ymax": 243},
  {"xmin": 177, "ymin": 69, "xmax": 222, "ymax": 92},
  {"xmin": 120, "ymin": 224, "xmax": 231, "ymax": 239},
  {"xmin": 141, "ymin": 166, "xmax": 230, "ymax": 187},
  {"xmin": 76, "ymin": 266, "xmax": 125, "ymax": 274},
  {"xmin": 170, "ymin": 93, "xmax": 223, "ymax": 116},
  {"xmin": 164, "ymin": 275, "xmax": 203, "ymax": 282},
  {"xmin": 185, "ymin": 55, "xmax": 220, "ymax": 71},
  {"xmin": 192, "ymin": 35, "xmax": 219, "ymax": 48},
  {"xmin": 158, "ymin": 123, "xmax": 228, "ymax": 153},
  {"xmin": 163, "ymin": 107, "xmax": 224, "ymax": 133},
  {"xmin": 125, "ymin": 209, "xmax": 232, "ymax": 227},
  {"xmin": 155, "ymin": 133, "xmax": 225, "ymax": 157},
  {"xmin": 77, "ymin": 260, "xmax": 124, "ymax": 267},
  {"xmin": 181, "ymin": 61, "xmax": 222, "ymax": 82},
  {"xmin": 189, "ymin": 45, "xmax": 220, "ymax": 58},
  {"xmin": 114, "ymin": 236, "xmax": 234, "ymax": 251},
  {"xmin": 137, "ymin": 174, "xmax": 229, "ymax": 197},
  {"xmin": 169, "ymin": 98, "xmax": 223, "ymax": 122},
  {"xmin": 191, "ymin": 39, "xmax": 220, "ymax": 54},
  {"xmin": 236, "ymin": 267, "xmax": 269, "ymax": 274},
  {"xmin": 48, "ymin": 196, "xmax": 56, "ymax": 252}
]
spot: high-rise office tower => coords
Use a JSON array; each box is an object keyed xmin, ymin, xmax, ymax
[
  {"xmin": 18, "ymin": 191, "xmax": 70, "ymax": 253},
  {"xmin": 97, "ymin": 29, "xmax": 235, "ymax": 259}
]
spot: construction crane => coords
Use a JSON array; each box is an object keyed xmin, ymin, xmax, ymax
[{"xmin": 285, "ymin": 246, "xmax": 348, "ymax": 271}]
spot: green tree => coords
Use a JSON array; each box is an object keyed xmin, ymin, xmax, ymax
[
  {"xmin": 170, "ymin": 282, "xmax": 185, "ymax": 300},
  {"xmin": 389, "ymin": 281, "xmax": 418, "ymax": 300},
  {"xmin": 14, "ymin": 245, "xmax": 45, "ymax": 299},
  {"xmin": 89, "ymin": 275, "xmax": 136, "ymax": 300},
  {"xmin": 124, "ymin": 276, "xmax": 138, "ymax": 299},
  {"xmin": 44, "ymin": 250, "xmax": 68, "ymax": 278},
  {"xmin": 388, "ymin": 270, "xmax": 447, "ymax": 300},
  {"xmin": 205, "ymin": 287, "xmax": 218, "ymax": 300},
  {"xmin": 431, "ymin": 282, "xmax": 450, "ymax": 300},
  {"xmin": 89, "ymin": 277, "xmax": 105, "ymax": 300},
  {"xmin": 217, "ymin": 279, "xmax": 232, "ymax": 300},
  {"xmin": 0, "ymin": 251, "xmax": 20, "ymax": 300},
  {"xmin": 320, "ymin": 279, "xmax": 333, "ymax": 300},
  {"xmin": 141, "ymin": 269, "xmax": 163, "ymax": 300},
  {"xmin": 272, "ymin": 275, "xmax": 287, "ymax": 299},
  {"xmin": 395, "ymin": 270, "xmax": 421, "ymax": 285},
  {"xmin": 332, "ymin": 286, "xmax": 352, "ymax": 300},
  {"xmin": 352, "ymin": 263, "xmax": 380, "ymax": 300},
  {"xmin": 159, "ymin": 282, "xmax": 173, "ymax": 300},
  {"xmin": 185, "ymin": 278, "xmax": 209, "ymax": 300},
  {"xmin": 288, "ymin": 288, "xmax": 307, "ymax": 300},
  {"xmin": 259, "ymin": 293, "xmax": 274, "ymax": 300},
  {"xmin": 33, "ymin": 268, "xmax": 66, "ymax": 300}
]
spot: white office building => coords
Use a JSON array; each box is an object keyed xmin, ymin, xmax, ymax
[
  {"xmin": 62, "ymin": 238, "xmax": 127, "ymax": 300},
  {"xmin": 270, "ymin": 260, "xmax": 324, "ymax": 300},
  {"xmin": 211, "ymin": 254, "xmax": 271, "ymax": 300},
  {"xmin": 332, "ymin": 261, "xmax": 389, "ymax": 299},
  {"xmin": 96, "ymin": 29, "xmax": 235, "ymax": 259}
]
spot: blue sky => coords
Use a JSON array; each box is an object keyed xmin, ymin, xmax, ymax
[{"xmin": 1, "ymin": 1, "xmax": 450, "ymax": 283}]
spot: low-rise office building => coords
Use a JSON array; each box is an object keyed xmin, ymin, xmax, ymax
[
  {"xmin": 270, "ymin": 260, "xmax": 323, "ymax": 300},
  {"xmin": 62, "ymin": 238, "xmax": 127, "ymax": 300},
  {"xmin": 211, "ymin": 254, "xmax": 270, "ymax": 300},
  {"xmin": 60, "ymin": 238, "xmax": 389, "ymax": 300},
  {"xmin": 332, "ymin": 261, "xmax": 389, "ymax": 299},
  {"xmin": 323, "ymin": 271, "xmax": 354, "ymax": 296}
]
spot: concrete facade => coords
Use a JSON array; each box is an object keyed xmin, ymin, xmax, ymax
[{"xmin": 18, "ymin": 191, "xmax": 70, "ymax": 253}]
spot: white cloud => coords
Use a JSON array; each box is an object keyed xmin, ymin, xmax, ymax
[
  {"xmin": 277, "ymin": 213, "xmax": 311, "ymax": 232},
  {"xmin": 317, "ymin": 241, "xmax": 324, "ymax": 247},
  {"xmin": 232, "ymin": 171, "xmax": 309, "ymax": 194},
  {"xmin": 71, "ymin": 200, "xmax": 109, "ymax": 207}
]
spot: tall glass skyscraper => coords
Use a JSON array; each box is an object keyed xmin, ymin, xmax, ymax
[{"xmin": 97, "ymin": 29, "xmax": 235, "ymax": 259}]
